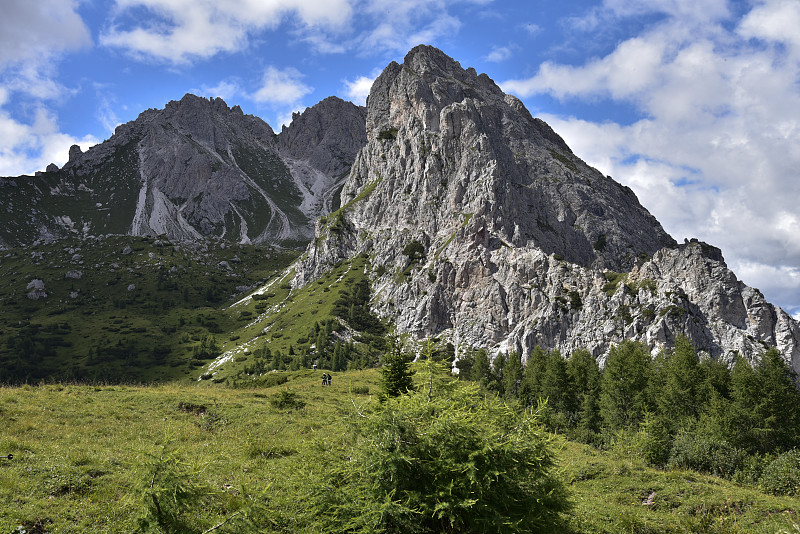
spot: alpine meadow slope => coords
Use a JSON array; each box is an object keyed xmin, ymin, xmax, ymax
[{"xmin": 291, "ymin": 45, "xmax": 800, "ymax": 373}]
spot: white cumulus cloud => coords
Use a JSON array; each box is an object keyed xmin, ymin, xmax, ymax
[
  {"xmin": 0, "ymin": 1, "xmax": 94, "ymax": 176},
  {"xmin": 252, "ymin": 67, "xmax": 312, "ymax": 105},
  {"xmin": 0, "ymin": 0, "xmax": 91, "ymax": 68},
  {"xmin": 343, "ymin": 75, "xmax": 377, "ymax": 105},
  {"xmin": 198, "ymin": 80, "xmax": 242, "ymax": 103},
  {"xmin": 102, "ymin": 0, "xmax": 354, "ymax": 64},
  {"xmin": 100, "ymin": 0, "xmax": 493, "ymax": 65},
  {"xmin": 738, "ymin": 0, "xmax": 800, "ymax": 55},
  {"xmin": 358, "ymin": 1, "xmax": 463, "ymax": 55},
  {"xmin": 0, "ymin": 101, "xmax": 98, "ymax": 176},
  {"xmin": 485, "ymin": 46, "xmax": 512, "ymax": 63}
]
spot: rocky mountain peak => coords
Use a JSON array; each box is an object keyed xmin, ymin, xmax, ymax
[
  {"xmin": 278, "ymin": 96, "xmax": 366, "ymax": 179},
  {"xmin": 365, "ymin": 44, "xmax": 505, "ymax": 139},
  {"xmin": 163, "ymin": 93, "xmax": 257, "ymax": 126},
  {"xmin": 338, "ymin": 46, "xmax": 675, "ymax": 274},
  {"xmin": 68, "ymin": 144, "xmax": 83, "ymax": 160},
  {"xmin": 292, "ymin": 45, "xmax": 799, "ymax": 370},
  {"xmin": 402, "ymin": 44, "xmax": 480, "ymax": 82},
  {"xmin": 0, "ymin": 93, "xmax": 366, "ymax": 248}
]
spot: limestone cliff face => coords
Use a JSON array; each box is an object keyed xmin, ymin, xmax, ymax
[
  {"xmin": 0, "ymin": 94, "xmax": 366, "ymax": 247},
  {"xmin": 293, "ymin": 45, "xmax": 800, "ymax": 372},
  {"xmin": 277, "ymin": 96, "xmax": 367, "ymax": 219},
  {"xmin": 278, "ymin": 97, "xmax": 366, "ymax": 181}
]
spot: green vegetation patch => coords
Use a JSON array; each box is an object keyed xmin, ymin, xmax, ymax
[
  {"xmin": 603, "ymin": 271, "xmax": 627, "ymax": 296},
  {"xmin": 377, "ymin": 127, "xmax": 398, "ymax": 140},
  {"xmin": 317, "ymin": 177, "xmax": 383, "ymax": 239},
  {"xmin": 549, "ymin": 149, "xmax": 579, "ymax": 172},
  {"xmin": 561, "ymin": 438, "xmax": 800, "ymax": 533},
  {"xmin": 216, "ymin": 254, "xmax": 387, "ymax": 384},
  {"xmin": 1, "ymin": 363, "xmax": 798, "ymax": 533},
  {"xmin": 0, "ymin": 236, "xmax": 298, "ymax": 384},
  {"xmin": 231, "ymin": 142, "xmax": 307, "ymax": 228}
]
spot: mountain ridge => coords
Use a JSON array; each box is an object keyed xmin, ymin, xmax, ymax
[
  {"xmin": 290, "ymin": 45, "xmax": 800, "ymax": 371},
  {"xmin": 1, "ymin": 44, "xmax": 797, "ymax": 372},
  {"xmin": 0, "ymin": 93, "xmax": 366, "ymax": 248}
]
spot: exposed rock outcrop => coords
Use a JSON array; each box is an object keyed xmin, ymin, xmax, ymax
[
  {"xmin": 26, "ymin": 279, "xmax": 47, "ymax": 300},
  {"xmin": 277, "ymin": 96, "xmax": 368, "ymax": 216},
  {"xmin": 278, "ymin": 96, "xmax": 367, "ymax": 180},
  {"xmin": 293, "ymin": 45, "xmax": 800, "ymax": 372}
]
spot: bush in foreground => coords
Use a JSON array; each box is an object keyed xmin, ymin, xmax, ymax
[
  {"xmin": 760, "ymin": 449, "xmax": 800, "ymax": 496},
  {"xmin": 311, "ymin": 380, "xmax": 569, "ymax": 533}
]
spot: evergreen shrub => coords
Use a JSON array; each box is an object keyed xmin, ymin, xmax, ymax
[
  {"xmin": 667, "ymin": 431, "xmax": 747, "ymax": 479},
  {"xmin": 312, "ymin": 381, "xmax": 569, "ymax": 533},
  {"xmin": 760, "ymin": 449, "xmax": 800, "ymax": 496},
  {"xmin": 270, "ymin": 390, "xmax": 306, "ymax": 410}
]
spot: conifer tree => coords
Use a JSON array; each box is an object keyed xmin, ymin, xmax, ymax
[
  {"xmin": 734, "ymin": 348, "xmax": 800, "ymax": 452},
  {"xmin": 540, "ymin": 349, "xmax": 570, "ymax": 413},
  {"xmin": 455, "ymin": 347, "xmax": 475, "ymax": 379},
  {"xmin": 757, "ymin": 348, "xmax": 800, "ymax": 451},
  {"xmin": 381, "ymin": 335, "xmax": 414, "ymax": 397},
  {"xmin": 566, "ymin": 348, "xmax": 601, "ymax": 410},
  {"xmin": 490, "ymin": 351, "xmax": 506, "ymax": 395},
  {"xmin": 332, "ymin": 341, "xmax": 346, "ymax": 372},
  {"xmin": 600, "ymin": 340, "xmax": 652, "ymax": 429},
  {"xmin": 470, "ymin": 349, "xmax": 491, "ymax": 387},
  {"xmin": 323, "ymin": 380, "xmax": 571, "ymax": 533},
  {"xmin": 577, "ymin": 390, "xmax": 601, "ymax": 438},
  {"xmin": 657, "ymin": 335, "xmax": 701, "ymax": 422},
  {"xmin": 521, "ymin": 345, "xmax": 549, "ymax": 407},
  {"xmin": 502, "ymin": 351, "xmax": 523, "ymax": 400},
  {"xmin": 729, "ymin": 354, "xmax": 762, "ymax": 450}
]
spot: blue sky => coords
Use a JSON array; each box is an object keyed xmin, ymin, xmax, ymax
[{"xmin": 2, "ymin": 0, "xmax": 800, "ymax": 317}]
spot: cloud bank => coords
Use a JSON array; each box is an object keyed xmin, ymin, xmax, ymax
[
  {"xmin": 101, "ymin": 0, "xmax": 489, "ymax": 64},
  {"xmin": 0, "ymin": 0, "xmax": 94, "ymax": 175}
]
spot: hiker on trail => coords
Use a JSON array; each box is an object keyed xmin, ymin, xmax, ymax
[
  {"xmin": 322, "ymin": 373, "xmax": 327, "ymax": 386},
  {"xmin": 327, "ymin": 373, "xmax": 332, "ymax": 386},
  {"xmin": 313, "ymin": 363, "xmax": 317, "ymax": 371}
]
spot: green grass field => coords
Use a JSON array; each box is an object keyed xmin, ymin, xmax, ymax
[{"xmin": 1, "ymin": 369, "xmax": 798, "ymax": 533}]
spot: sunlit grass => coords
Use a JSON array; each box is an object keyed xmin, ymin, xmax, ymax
[{"xmin": 0, "ymin": 372, "xmax": 798, "ymax": 532}]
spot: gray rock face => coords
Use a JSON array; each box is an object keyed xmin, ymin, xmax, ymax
[
  {"xmin": 26, "ymin": 279, "xmax": 46, "ymax": 300},
  {"xmin": 0, "ymin": 94, "xmax": 367, "ymax": 248},
  {"xmin": 68, "ymin": 145, "xmax": 83, "ymax": 160},
  {"xmin": 279, "ymin": 96, "xmax": 367, "ymax": 181},
  {"xmin": 277, "ymin": 97, "xmax": 368, "ymax": 217},
  {"xmin": 293, "ymin": 45, "xmax": 800, "ymax": 372}
]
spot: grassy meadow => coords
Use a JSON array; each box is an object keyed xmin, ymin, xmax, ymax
[{"xmin": 1, "ymin": 369, "xmax": 799, "ymax": 533}]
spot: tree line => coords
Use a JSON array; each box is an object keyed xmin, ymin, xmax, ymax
[{"xmin": 384, "ymin": 335, "xmax": 800, "ymax": 495}]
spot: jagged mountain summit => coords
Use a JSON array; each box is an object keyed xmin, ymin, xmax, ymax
[
  {"xmin": 0, "ymin": 94, "xmax": 366, "ymax": 248},
  {"xmin": 293, "ymin": 45, "xmax": 800, "ymax": 371}
]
